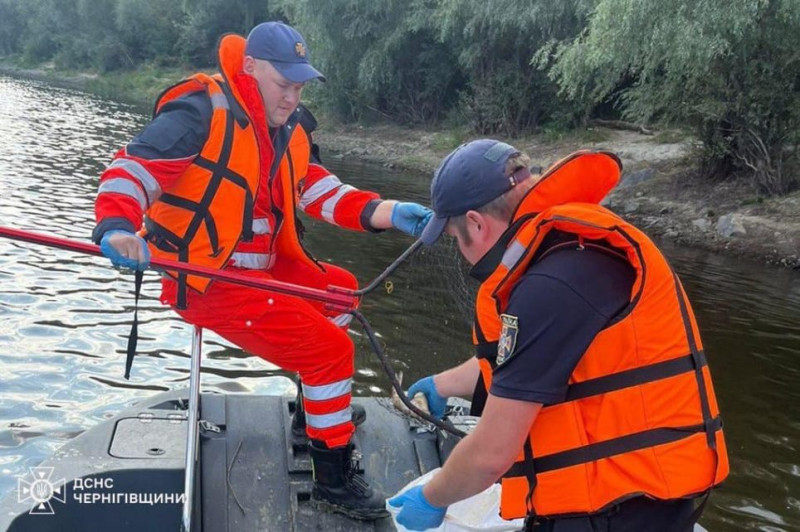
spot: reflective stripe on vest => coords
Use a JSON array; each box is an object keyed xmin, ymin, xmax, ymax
[
  {"xmin": 302, "ymin": 377, "xmax": 352, "ymax": 401},
  {"xmin": 501, "ymin": 239, "xmax": 526, "ymax": 270},
  {"xmin": 229, "ymin": 252, "xmax": 274, "ymax": 270},
  {"xmin": 230, "ymin": 218, "xmax": 274, "ymax": 268},
  {"xmin": 252, "ymin": 217, "xmax": 272, "ymax": 235},
  {"xmin": 209, "ymin": 92, "xmax": 229, "ymax": 110}
]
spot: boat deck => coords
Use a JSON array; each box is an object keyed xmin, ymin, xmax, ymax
[{"xmin": 2, "ymin": 391, "xmax": 445, "ymax": 531}]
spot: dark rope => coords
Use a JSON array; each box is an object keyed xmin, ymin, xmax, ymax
[
  {"xmin": 351, "ymin": 309, "xmax": 467, "ymax": 438},
  {"xmin": 355, "ymin": 239, "xmax": 423, "ymax": 296}
]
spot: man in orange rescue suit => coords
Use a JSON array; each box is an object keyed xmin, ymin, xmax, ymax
[
  {"xmin": 389, "ymin": 139, "xmax": 728, "ymax": 531},
  {"xmin": 93, "ymin": 22, "xmax": 432, "ymax": 521}
]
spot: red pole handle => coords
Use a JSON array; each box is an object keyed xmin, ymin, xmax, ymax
[{"xmin": 0, "ymin": 226, "xmax": 359, "ymax": 310}]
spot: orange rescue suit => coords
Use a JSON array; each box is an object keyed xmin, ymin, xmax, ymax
[
  {"xmin": 143, "ymin": 35, "xmax": 319, "ymax": 300},
  {"xmin": 471, "ymin": 151, "xmax": 729, "ymax": 519}
]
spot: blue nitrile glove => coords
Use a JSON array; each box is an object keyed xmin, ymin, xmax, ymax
[
  {"xmin": 391, "ymin": 202, "xmax": 433, "ymax": 237},
  {"xmin": 100, "ymin": 230, "xmax": 150, "ymax": 271},
  {"xmin": 407, "ymin": 376, "xmax": 448, "ymax": 420},
  {"xmin": 388, "ymin": 485, "xmax": 447, "ymax": 531}
]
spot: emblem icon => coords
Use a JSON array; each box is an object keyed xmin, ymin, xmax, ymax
[
  {"xmin": 497, "ymin": 314, "xmax": 519, "ymax": 365},
  {"xmin": 295, "ymin": 42, "xmax": 307, "ymax": 58},
  {"xmin": 17, "ymin": 466, "xmax": 67, "ymax": 515}
]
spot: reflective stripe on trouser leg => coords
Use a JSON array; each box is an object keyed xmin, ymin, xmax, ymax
[
  {"xmin": 305, "ymin": 408, "xmax": 352, "ymax": 430},
  {"xmin": 302, "ymin": 377, "xmax": 352, "ymax": 401},
  {"xmin": 303, "ymin": 378, "xmax": 353, "ymax": 447},
  {"xmin": 166, "ymin": 265, "xmax": 357, "ymax": 447}
]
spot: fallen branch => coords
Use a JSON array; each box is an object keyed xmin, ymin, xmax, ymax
[{"xmin": 590, "ymin": 119, "xmax": 654, "ymax": 136}]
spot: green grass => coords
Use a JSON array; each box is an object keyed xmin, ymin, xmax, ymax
[
  {"xmin": 84, "ymin": 64, "xmax": 199, "ymax": 108},
  {"xmin": 0, "ymin": 58, "xmax": 199, "ymax": 109},
  {"xmin": 430, "ymin": 128, "xmax": 469, "ymax": 152},
  {"xmin": 538, "ymin": 125, "xmax": 612, "ymax": 145},
  {"xmin": 652, "ymin": 128, "xmax": 690, "ymax": 144}
]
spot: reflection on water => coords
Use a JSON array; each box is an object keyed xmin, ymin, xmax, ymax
[{"xmin": 0, "ymin": 76, "xmax": 798, "ymax": 531}]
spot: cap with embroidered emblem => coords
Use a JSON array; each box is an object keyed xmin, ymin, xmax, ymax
[{"xmin": 245, "ymin": 21, "xmax": 326, "ymax": 83}]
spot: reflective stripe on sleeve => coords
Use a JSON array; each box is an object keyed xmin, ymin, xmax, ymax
[
  {"xmin": 302, "ymin": 378, "xmax": 352, "ymax": 401},
  {"xmin": 299, "ymin": 175, "xmax": 343, "ymax": 210},
  {"xmin": 98, "ymin": 178, "xmax": 148, "ymax": 210},
  {"xmin": 321, "ymin": 185, "xmax": 356, "ymax": 224},
  {"xmin": 108, "ymin": 158, "xmax": 162, "ymax": 206}
]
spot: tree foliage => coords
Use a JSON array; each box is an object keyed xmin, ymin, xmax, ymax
[
  {"xmin": 279, "ymin": 0, "xmax": 462, "ymax": 124},
  {"xmin": 547, "ymin": 0, "xmax": 800, "ymax": 193},
  {"xmin": 1, "ymin": 0, "xmax": 798, "ymax": 194},
  {"xmin": 0, "ymin": 0, "xmax": 281, "ymax": 70},
  {"xmin": 435, "ymin": 0, "xmax": 593, "ymax": 135}
]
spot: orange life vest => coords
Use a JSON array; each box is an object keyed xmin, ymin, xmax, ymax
[
  {"xmin": 471, "ymin": 151, "xmax": 729, "ymax": 519},
  {"xmin": 143, "ymin": 34, "xmax": 319, "ymax": 305}
]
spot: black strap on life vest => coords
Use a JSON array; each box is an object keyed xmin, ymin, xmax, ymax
[
  {"xmin": 521, "ymin": 439, "xmax": 537, "ymax": 519},
  {"xmin": 145, "ymin": 80, "xmax": 255, "ymax": 308},
  {"xmin": 504, "ymin": 417, "xmax": 722, "ymax": 479},
  {"xmin": 563, "ymin": 352, "xmax": 706, "ymax": 402},
  {"xmin": 124, "ymin": 270, "xmax": 144, "ymax": 380}
]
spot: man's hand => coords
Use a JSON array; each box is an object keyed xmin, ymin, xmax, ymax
[
  {"xmin": 391, "ymin": 202, "xmax": 432, "ymax": 237},
  {"xmin": 387, "ymin": 485, "xmax": 447, "ymax": 531},
  {"xmin": 408, "ymin": 376, "xmax": 448, "ymax": 419},
  {"xmin": 100, "ymin": 230, "xmax": 150, "ymax": 271}
]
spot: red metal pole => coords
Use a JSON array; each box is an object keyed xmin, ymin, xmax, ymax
[{"xmin": 0, "ymin": 226, "xmax": 358, "ymax": 310}]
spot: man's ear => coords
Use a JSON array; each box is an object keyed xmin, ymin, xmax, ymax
[
  {"xmin": 243, "ymin": 55, "xmax": 255, "ymax": 74},
  {"xmin": 465, "ymin": 210, "xmax": 486, "ymax": 233}
]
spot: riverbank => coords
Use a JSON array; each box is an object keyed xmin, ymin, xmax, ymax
[
  {"xmin": 2, "ymin": 63, "xmax": 797, "ymax": 268},
  {"xmin": 315, "ymin": 124, "xmax": 800, "ymax": 269}
]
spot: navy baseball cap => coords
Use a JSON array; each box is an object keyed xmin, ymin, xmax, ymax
[
  {"xmin": 420, "ymin": 139, "xmax": 532, "ymax": 246},
  {"xmin": 245, "ymin": 22, "xmax": 326, "ymax": 83}
]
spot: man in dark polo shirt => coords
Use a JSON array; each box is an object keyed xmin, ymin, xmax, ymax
[{"xmin": 389, "ymin": 140, "xmax": 728, "ymax": 531}]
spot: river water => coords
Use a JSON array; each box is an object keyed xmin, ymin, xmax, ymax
[{"xmin": 0, "ymin": 75, "xmax": 798, "ymax": 531}]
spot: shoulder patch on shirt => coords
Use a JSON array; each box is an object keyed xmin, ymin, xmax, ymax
[{"xmin": 497, "ymin": 313, "xmax": 519, "ymax": 365}]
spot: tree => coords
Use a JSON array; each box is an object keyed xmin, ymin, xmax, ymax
[
  {"xmin": 435, "ymin": 0, "xmax": 594, "ymax": 135},
  {"xmin": 547, "ymin": 0, "xmax": 800, "ymax": 194},
  {"xmin": 0, "ymin": 0, "xmax": 24, "ymax": 56},
  {"xmin": 178, "ymin": 0, "xmax": 279, "ymax": 67},
  {"xmin": 280, "ymin": 0, "xmax": 462, "ymax": 124}
]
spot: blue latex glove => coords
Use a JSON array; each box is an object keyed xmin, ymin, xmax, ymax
[
  {"xmin": 391, "ymin": 202, "xmax": 433, "ymax": 237},
  {"xmin": 388, "ymin": 485, "xmax": 447, "ymax": 531},
  {"xmin": 407, "ymin": 376, "xmax": 448, "ymax": 420},
  {"xmin": 100, "ymin": 230, "xmax": 150, "ymax": 271}
]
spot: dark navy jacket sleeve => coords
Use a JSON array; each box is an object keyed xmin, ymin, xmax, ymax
[{"xmin": 490, "ymin": 247, "xmax": 635, "ymax": 405}]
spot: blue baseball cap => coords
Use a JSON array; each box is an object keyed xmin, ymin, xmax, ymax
[
  {"xmin": 245, "ymin": 22, "xmax": 326, "ymax": 83},
  {"xmin": 420, "ymin": 139, "xmax": 532, "ymax": 246}
]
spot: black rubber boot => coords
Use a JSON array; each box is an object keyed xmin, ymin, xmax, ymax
[
  {"xmin": 308, "ymin": 440, "xmax": 390, "ymax": 520},
  {"xmin": 291, "ymin": 386, "xmax": 366, "ymax": 438}
]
